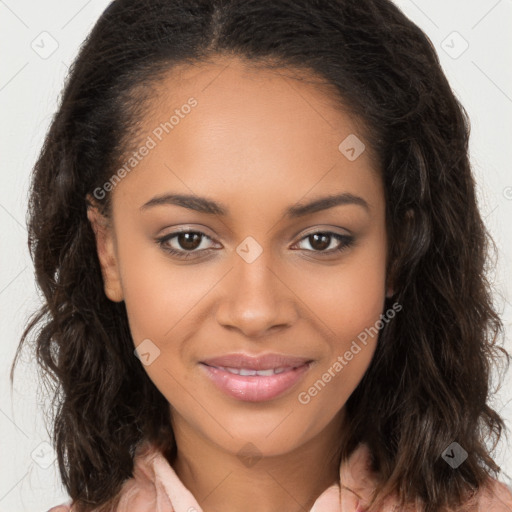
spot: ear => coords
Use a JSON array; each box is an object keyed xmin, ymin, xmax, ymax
[{"xmin": 86, "ymin": 195, "xmax": 124, "ymax": 302}]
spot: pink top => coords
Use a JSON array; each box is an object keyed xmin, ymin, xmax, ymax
[{"xmin": 48, "ymin": 441, "xmax": 512, "ymax": 511}]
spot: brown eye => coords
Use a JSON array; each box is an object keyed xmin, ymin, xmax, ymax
[
  {"xmin": 308, "ymin": 233, "xmax": 331, "ymax": 251},
  {"xmin": 295, "ymin": 232, "xmax": 355, "ymax": 255},
  {"xmin": 156, "ymin": 230, "xmax": 216, "ymax": 259},
  {"xmin": 176, "ymin": 232, "xmax": 203, "ymax": 251}
]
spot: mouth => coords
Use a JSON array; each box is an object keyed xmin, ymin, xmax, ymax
[{"xmin": 199, "ymin": 353, "xmax": 313, "ymax": 402}]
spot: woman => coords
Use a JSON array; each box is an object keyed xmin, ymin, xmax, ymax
[{"xmin": 11, "ymin": 0, "xmax": 512, "ymax": 511}]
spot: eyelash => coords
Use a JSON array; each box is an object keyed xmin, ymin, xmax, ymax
[{"xmin": 155, "ymin": 230, "xmax": 355, "ymax": 260}]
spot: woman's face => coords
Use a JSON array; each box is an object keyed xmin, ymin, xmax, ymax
[{"xmin": 88, "ymin": 56, "xmax": 390, "ymax": 458}]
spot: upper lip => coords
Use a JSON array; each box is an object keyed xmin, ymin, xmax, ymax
[{"xmin": 201, "ymin": 353, "xmax": 313, "ymax": 370}]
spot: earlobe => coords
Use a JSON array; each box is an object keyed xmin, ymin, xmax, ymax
[{"xmin": 86, "ymin": 195, "xmax": 124, "ymax": 303}]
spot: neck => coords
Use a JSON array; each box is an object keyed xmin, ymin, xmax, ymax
[{"xmin": 170, "ymin": 409, "xmax": 345, "ymax": 512}]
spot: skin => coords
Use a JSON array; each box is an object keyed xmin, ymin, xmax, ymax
[{"xmin": 87, "ymin": 55, "xmax": 392, "ymax": 512}]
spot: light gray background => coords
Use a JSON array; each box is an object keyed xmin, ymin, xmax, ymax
[{"xmin": 1, "ymin": 1, "xmax": 511, "ymax": 510}]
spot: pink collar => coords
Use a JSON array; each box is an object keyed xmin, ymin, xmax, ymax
[
  {"xmin": 109, "ymin": 440, "xmax": 512, "ymax": 512},
  {"xmin": 50, "ymin": 440, "xmax": 512, "ymax": 511}
]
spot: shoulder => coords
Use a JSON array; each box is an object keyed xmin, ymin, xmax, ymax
[
  {"xmin": 44, "ymin": 442, "xmax": 159, "ymax": 512},
  {"xmin": 461, "ymin": 477, "xmax": 512, "ymax": 511}
]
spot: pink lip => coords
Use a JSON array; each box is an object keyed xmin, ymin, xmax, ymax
[{"xmin": 200, "ymin": 353, "xmax": 313, "ymax": 402}]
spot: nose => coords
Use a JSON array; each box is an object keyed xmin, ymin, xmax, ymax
[{"xmin": 215, "ymin": 249, "xmax": 299, "ymax": 339}]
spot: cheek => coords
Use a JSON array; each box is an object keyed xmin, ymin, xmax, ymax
[
  {"xmin": 294, "ymin": 233, "xmax": 387, "ymax": 416},
  {"xmin": 301, "ymin": 229, "xmax": 388, "ymax": 344},
  {"xmin": 116, "ymin": 234, "xmax": 216, "ymax": 402},
  {"xmin": 116, "ymin": 232, "xmax": 202, "ymax": 344}
]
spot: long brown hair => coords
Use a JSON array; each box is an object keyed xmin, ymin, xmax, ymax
[{"xmin": 10, "ymin": 0, "xmax": 510, "ymax": 511}]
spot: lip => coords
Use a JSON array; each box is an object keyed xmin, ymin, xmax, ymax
[
  {"xmin": 200, "ymin": 353, "xmax": 313, "ymax": 402},
  {"xmin": 201, "ymin": 353, "xmax": 312, "ymax": 370}
]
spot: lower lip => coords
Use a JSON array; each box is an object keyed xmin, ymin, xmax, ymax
[{"xmin": 200, "ymin": 362, "xmax": 311, "ymax": 402}]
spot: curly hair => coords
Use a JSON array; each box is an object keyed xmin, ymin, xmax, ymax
[{"xmin": 10, "ymin": 0, "xmax": 510, "ymax": 511}]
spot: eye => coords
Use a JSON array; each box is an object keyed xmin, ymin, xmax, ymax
[
  {"xmin": 156, "ymin": 230, "xmax": 216, "ymax": 259},
  {"xmin": 293, "ymin": 231, "xmax": 355, "ymax": 255},
  {"xmin": 156, "ymin": 229, "xmax": 355, "ymax": 260}
]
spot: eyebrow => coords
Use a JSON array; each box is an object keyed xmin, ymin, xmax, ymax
[{"xmin": 139, "ymin": 192, "xmax": 370, "ymax": 218}]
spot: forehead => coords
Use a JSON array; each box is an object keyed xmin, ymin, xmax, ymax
[{"xmin": 112, "ymin": 56, "xmax": 383, "ymax": 218}]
